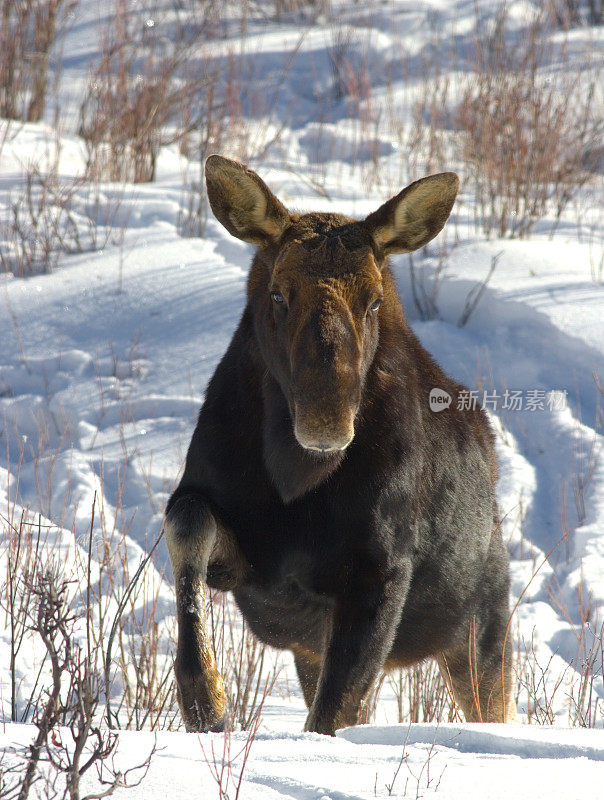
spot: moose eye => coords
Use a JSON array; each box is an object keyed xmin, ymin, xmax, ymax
[
  {"xmin": 369, "ymin": 297, "xmax": 382, "ymax": 313},
  {"xmin": 270, "ymin": 291, "xmax": 285, "ymax": 305}
]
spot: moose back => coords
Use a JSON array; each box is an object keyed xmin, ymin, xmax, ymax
[{"xmin": 164, "ymin": 155, "xmax": 515, "ymax": 735}]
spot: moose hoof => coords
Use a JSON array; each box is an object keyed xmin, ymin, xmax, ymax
[
  {"xmin": 181, "ymin": 701, "xmax": 228, "ymax": 733},
  {"xmin": 303, "ymin": 710, "xmax": 337, "ymax": 737},
  {"xmin": 176, "ymin": 667, "xmax": 228, "ymax": 733},
  {"xmin": 304, "ymin": 701, "xmax": 359, "ymax": 736}
]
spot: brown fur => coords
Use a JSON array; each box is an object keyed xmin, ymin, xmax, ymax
[{"xmin": 164, "ymin": 156, "xmax": 515, "ymax": 734}]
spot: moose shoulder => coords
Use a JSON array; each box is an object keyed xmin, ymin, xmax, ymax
[{"xmin": 164, "ymin": 155, "xmax": 515, "ymax": 735}]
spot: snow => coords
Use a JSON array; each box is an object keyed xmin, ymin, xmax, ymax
[
  {"xmin": 3, "ymin": 722, "xmax": 604, "ymax": 799},
  {"xmin": 97, "ymin": 724, "xmax": 604, "ymax": 800},
  {"xmin": 1, "ymin": 0, "xmax": 604, "ymax": 797}
]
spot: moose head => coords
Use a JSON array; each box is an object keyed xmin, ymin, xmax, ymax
[{"xmin": 205, "ymin": 155, "xmax": 458, "ymax": 455}]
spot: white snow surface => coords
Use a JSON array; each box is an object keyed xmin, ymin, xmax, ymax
[
  {"xmin": 1, "ymin": 0, "xmax": 604, "ymax": 797},
  {"xmin": 3, "ymin": 721, "xmax": 604, "ymax": 799}
]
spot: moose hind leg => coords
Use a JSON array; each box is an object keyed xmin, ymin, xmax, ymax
[
  {"xmin": 164, "ymin": 492, "xmax": 227, "ymax": 732},
  {"xmin": 293, "ymin": 647, "xmax": 322, "ymax": 709},
  {"xmin": 438, "ymin": 640, "xmax": 515, "ymax": 723},
  {"xmin": 438, "ymin": 573, "xmax": 516, "ymax": 723}
]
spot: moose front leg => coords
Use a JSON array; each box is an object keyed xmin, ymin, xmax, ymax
[
  {"xmin": 164, "ymin": 493, "xmax": 227, "ymax": 732},
  {"xmin": 304, "ymin": 562, "xmax": 411, "ymax": 736}
]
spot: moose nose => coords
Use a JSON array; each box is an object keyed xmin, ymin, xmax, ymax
[
  {"xmin": 293, "ymin": 405, "xmax": 355, "ymax": 453},
  {"xmin": 295, "ymin": 431, "xmax": 354, "ymax": 453}
]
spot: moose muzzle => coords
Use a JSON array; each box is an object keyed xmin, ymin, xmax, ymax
[{"xmin": 293, "ymin": 401, "xmax": 356, "ymax": 453}]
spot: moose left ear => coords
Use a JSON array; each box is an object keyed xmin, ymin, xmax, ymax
[{"xmin": 363, "ymin": 172, "xmax": 459, "ymax": 255}]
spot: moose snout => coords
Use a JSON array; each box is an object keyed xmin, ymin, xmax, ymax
[
  {"xmin": 293, "ymin": 403, "xmax": 355, "ymax": 453},
  {"xmin": 289, "ymin": 302, "xmax": 361, "ymax": 454}
]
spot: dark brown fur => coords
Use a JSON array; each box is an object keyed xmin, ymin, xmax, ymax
[{"xmin": 164, "ymin": 156, "xmax": 515, "ymax": 734}]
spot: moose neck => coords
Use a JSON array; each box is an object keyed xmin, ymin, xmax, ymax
[{"xmin": 260, "ymin": 370, "xmax": 345, "ymax": 504}]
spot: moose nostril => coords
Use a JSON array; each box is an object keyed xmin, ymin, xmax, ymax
[
  {"xmin": 312, "ymin": 442, "xmax": 338, "ymax": 453},
  {"xmin": 303, "ymin": 441, "xmax": 350, "ymax": 453},
  {"xmin": 294, "ymin": 429, "xmax": 354, "ymax": 453}
]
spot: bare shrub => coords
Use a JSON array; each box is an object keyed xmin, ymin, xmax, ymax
[
  {"xmin": 4, "ymin": 566, "xmax": 155, "ymax": 800},
  {"xmin": 0, "ymin": 455, "xmax": 178, "ymax": 733},
  {"xmin": 178, "ymin": 168, "xmax": 211, "ymax": 239},
  {"xmin": 0, "ymin": 509, "xmax": 45, "ymax": 723},
  {"xmin": 586, "ymin": 0, "xmax": 604, "ymax": 24},
  {"xmin": 379, "ymin": 729, "xmax": 446, "ymax": 798},
  {"xmin": 209, "ymin": 589, "xmax": 282, "ymax": 730},
  {"xmin": 457, "ymin": 252, "xmax": 501, "ymax": 327},
  {"xmin": 514, "ymin": 619, "xmax": 604, "ymax": 728},
  {"xmin": 178, "ymin": 25, "xmax": 307, "ymax": 236},
  {"xmin": 199, "ymin": 674, "xmax": 275, "ymax": 800},
  {"xmin": 363, "ymin": 656, "xmax": 459, "ymax": 726},
  {"xmin": 406, "ymin": 246, "xmax": 447, "ymax": 322},
  {"xmin": 0, "ymin": 0, "xmax": 77, "ymax": 123},
  {"xmin": 177, "ymin": 70, "xmax": 223, "ymax": 238},
  {"xmin": 587, "ymin": 198, "xmax": 604, "ymax": 282},
  {"xmin": 548, "ymin": 0, "xmax": 582, "ymax": 27},
  {"xmin": 327, "ymin": 23, "xmax": 359, "ymax": 101},
  {"xmin": 79, "ymin": 0, "xmax": 217, "ymax": 184},
  {"xmin": 273, "ymin": 0, "xmax": 328, "ymax": 17},
  {"xmin": 547, "ymin": 0, "xmax": 604, "ymax": 27},
  {"xmin": 384, "ymin": 661, "xmax": 459, "ymax": 725},
  {"xmin": 0, "ymin": 146, "xmax": 129, "ymax": 278},
  {"xmin": 0, "ymin": 161, "xmax": 76, "ymax": 276},
  {"xmin": 402, "ymin": 224, "xmax": 463, "ymax": 324},
  {"xmin": 545, "ymin": 572, "xmax": 604, "ymax": 727},
  {"xmin": 0, "ymin": 302, "xmax": 276, "ymax": 739},
  {"xmin": 408, "ymin": 75, "xmax": 451, "ymax": 179},
  {"xmin": 458, "ymin": 6, "xmax": 603, "ymax": 237},
  {"xmin": 102, "ymin": 526, "xmax": 178, "ymax": 731},
  {"xmin": 566, "ymin": 601, "xmax": 604, "ymax": 727},
  {"xmin": 383, "ymin": 16, "xmax": 458, "ymax": 195},
  {"xmin": 507, "ymin": 462, "xmax": 604, "ymax": 728}
]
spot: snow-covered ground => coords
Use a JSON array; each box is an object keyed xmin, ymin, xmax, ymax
[
  {"xmin": 3, "ymin": 721, "xmax": 604, "ymax": 800},
  {"xmin": 1, "ymin": 0, "xmax": 604, "ymax": 797}
]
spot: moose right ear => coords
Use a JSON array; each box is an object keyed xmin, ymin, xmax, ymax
[{"xmin": 205, "ymin": 155, "xmax": 292, "ymax": 247}]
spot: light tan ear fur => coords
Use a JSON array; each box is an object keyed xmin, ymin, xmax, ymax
[
  {"xmin": 364, "ymin": 172, "xmax": 459, "ymax": 255},
  {"xmin": 205, "ymin": 155, "xmax": 291, "ymax": 247}
]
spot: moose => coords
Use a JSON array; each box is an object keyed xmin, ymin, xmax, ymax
[{"xmin": 164, "ymin": 155, "xmax": 515, "ymax": 735}]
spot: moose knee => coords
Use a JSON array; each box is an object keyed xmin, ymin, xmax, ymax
[{"xmin": 165, "ymin": 493, "xmax": 217, "ymax": 575}]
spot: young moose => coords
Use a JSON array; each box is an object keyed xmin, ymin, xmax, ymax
[{"xmin": 165, "ymin": 156, "xmax": 515, "ymax": 735}]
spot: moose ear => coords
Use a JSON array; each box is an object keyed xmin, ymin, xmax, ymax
[
  {"xmin": 205, "ymin": 155, "xmax": 291, "ymax": 246},
  {"xmin": 364, "ymin": 173, "xmax": 459, "ymax": 255}
]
